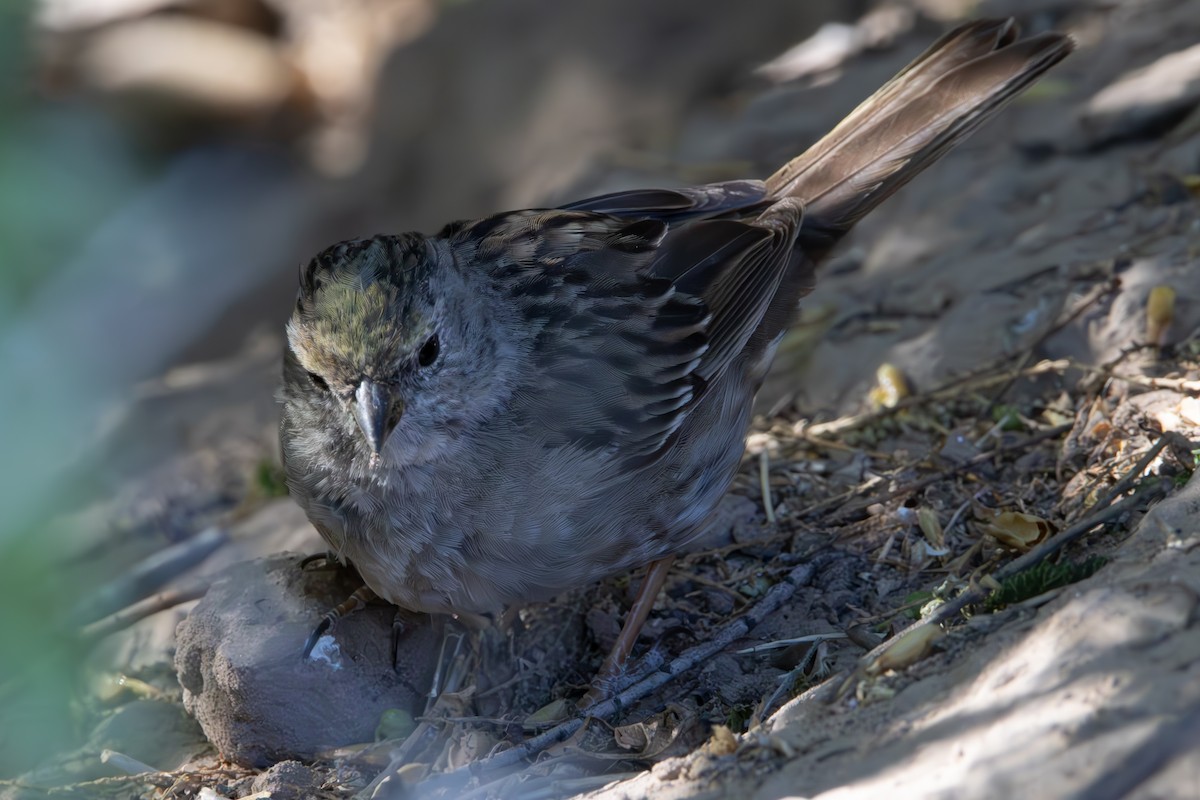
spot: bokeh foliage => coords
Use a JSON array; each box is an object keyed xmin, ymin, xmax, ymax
[{"xmin": 0, "ymin": 0, "xmax": 145, "ymax": 774}]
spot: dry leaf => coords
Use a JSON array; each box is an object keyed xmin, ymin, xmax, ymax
[
  {"xmin": 868, "ymin": 363, "xmax": 910, "ymax": 409},
  {"xmin": 917, "ymin": 507, "xmax": 948, "ymax": 554},
  {"xmin": 445, "ymin": 728, "xmax": 499, "ymax": 770},
  {"xmin": 867, "ymin": 624, "xmax": 943, "ymax": 676},
  {"xmin": 856, "ymin": 680, "xmax": 897, "ymax": 703},
  {"xmin": 984, "ymin": 511, "xmax": 1054, "ymax": 552},
  {"xmin": 523, "ymin": 698, "xmax": 570, "ymax": 729},
  {"xmin": 614, "ymin": 720, "xmax": 656, "ymax": 751},
  {"xmin": 1146, "ymin": 284, "xmax": 1176, "ymax": 346},
  {"xmin": 608, "ymin": 705, "xmax": 696, "ymax": 760}
]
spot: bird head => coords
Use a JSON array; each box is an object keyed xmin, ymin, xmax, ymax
[{"xmin": 284, "ymin": 234, "xmax": 509, "ymax": 464}]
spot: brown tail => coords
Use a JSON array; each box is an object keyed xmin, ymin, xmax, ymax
[{"xmin": 767, "ymin": 18, "xmax": 1073, "ymax": 237}]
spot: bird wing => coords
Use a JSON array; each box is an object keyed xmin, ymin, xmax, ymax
[
  {"xmin": 449, "ymin": 190, "xmax": 802, "ymax": 463},
  {"xmin": 560, "ymin": 179, "xmax": 771, "ymax": 221}
]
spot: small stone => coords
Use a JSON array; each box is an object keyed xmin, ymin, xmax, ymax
[
  {"xmin": 175, "ymin": 554, "xmax": 438, "ymax": 767},
  {"xmin": 249, "ymin": 760, "xmax": 320, "ymax": 800}
]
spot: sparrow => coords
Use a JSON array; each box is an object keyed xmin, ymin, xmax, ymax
[{"xmin": 280, "ymin": 19, "xmax": 1072, "ymax": 670}]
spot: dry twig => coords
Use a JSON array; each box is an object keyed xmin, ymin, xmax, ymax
[
  {"xmin": 837, "ymin": 448, "xmax": 1177, "ymax": 701},
  {"xmin": 376, "ymin": 557, "xmax": 831, "ymax": 800},
  {"xmin": 809, "ymin": 423, "xmax": 1071, "ymax": 523},
  {"xmin": 81, "ymin": 578, "xmax": 211, "ymax": 646},
  {"xmin": 71, "ymin": 527, "xmax": 227, "ymax": 626}
]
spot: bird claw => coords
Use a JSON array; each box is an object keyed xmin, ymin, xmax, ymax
[
  {"xmin": 300, "ymin": 584, "xmax": 378, "ymax": 659},
  {"xmin": 298, "ymin": 551, "xmax": 337, "ymax": 571},
  {"xmin": 302, "ymin": 615, "xmax": 333, "ymax": 659}
]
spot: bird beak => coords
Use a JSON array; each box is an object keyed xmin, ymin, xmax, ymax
[{"xmin": 353, "ymin": 378, "xmax": 401, "ymax": 455}]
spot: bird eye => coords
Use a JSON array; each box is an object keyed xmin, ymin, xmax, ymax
[
  {"xmin": 418, "ymin": 334, "xmax": 440, "ymax": 367},
  {"xmin": 307, "ymin": 371, "xmax": 329, "ymax": 391}
]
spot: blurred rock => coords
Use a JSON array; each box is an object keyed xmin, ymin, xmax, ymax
[
  {"xmin": 756, "ymin": 22, "xmax": 866, "ymax": 84},
  {"xmin": 37, "ymin": 0, "xmax": 281, "ymax": 34},
  {"xmin": 39, "ymin": 0, "xmax": 432, "ymax": 167},
  {"xmin": 755, "ymin": 5, "xmax": 918, "ymax": 84},
  {"xmin": 1080, "ymin": 41, "xmax": 1200, "ymax": 148},
  {"xmin": 38, "ymin": 0, "xmax": 187, "ymax": 31},
  {"xmin": 16, "ymin": 699, "xmax": 209, "ymax": 788},
  {"xmin": 361, "ymin": 0, "xmax": 856, "ymax": 230},
  {"xmin": 84, "ymin": 500, "xmax": 327, "ymax": 681},
  {"xmin": 9, "ymin": 143, "xmax": 339, "ymax": 585},
  {"xmin": 88, "ymin": 331, "xmax": 283, "ymax": 531},
  {"xmin": 210, "ymin": 499, "xmax": 327, "ymax": 572},
  {"xmin": 175, "ymin": 553, "xmax": 438, "ymax": 767},
  {"xmin": 48, "ymin": 330, "xmax": 291, "ymax": 607},
  {"xmin": 89, "ymin": 699, "xmax": 209, "ymax": 772},
  {"xmin": 87, "ymin": 599, "xmax": 194, "ymax": 679},
  {"xmin": 189, "ymin": 0, "xmax": 282, "ymax": 34},
  {"xmin": 284, "ymin": 0, "xmax": 436, "ymax": 175},
  {"xmin": 70, "ymin": 15, "xmax": 311, "ymax": 141}
]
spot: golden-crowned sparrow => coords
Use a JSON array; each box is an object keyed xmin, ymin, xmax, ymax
[{"xmin": 281, "ymin": 19, "xmax": 1071, "ymax": 652}]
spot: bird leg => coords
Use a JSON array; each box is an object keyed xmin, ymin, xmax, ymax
[
  {"xmin": 302, "ymin": 584, "xmax": 378, "ymax": 658},
  {"xmin": 390, "ymin": 609, "xmax": 409, "ymax": 671},
  {"xmin": 581, "ymin": 556, "xmax": 674, "ymax": 707}
]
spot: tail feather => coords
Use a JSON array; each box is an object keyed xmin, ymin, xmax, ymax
[{"xmin": 766, "ymin": 19, "xmax": 1073, "ymax": 236}]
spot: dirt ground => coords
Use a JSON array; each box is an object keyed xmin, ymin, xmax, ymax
[{"xmin": 6, "ymin": 0, "xmax": 1200, "ymax": 798}]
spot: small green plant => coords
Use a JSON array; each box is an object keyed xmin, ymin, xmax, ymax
[
  {"xmin": 724, "ymin": 704, "xmax": 754, "ymax": 733},
  {"xmin": 990, "ymin": 404, "xmax": 1026, "ymax": 432},
  {"xmin": 254, "ymin": 460, "xmax": 289, "ymax": 498},
  {"xmin": 903, "ymin": 590, "xmax": 935, "ymax": 619},
  {"xmin": 984, "ymin": 556, "xmax": 1108, "ymax": 612}
]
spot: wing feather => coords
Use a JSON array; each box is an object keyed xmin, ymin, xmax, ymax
[{"xmin": 447, "ymin": 196, "xmax": 802, "ymax": 463}]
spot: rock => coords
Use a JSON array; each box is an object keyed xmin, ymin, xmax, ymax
[
  {"xmin": 37, "ymin": 0, "xmax": 281, "ymax": 34},
  {"xmin": 754, "ymin": 6, "xmax": 917, "ymax": 84},
  {"xmin": 689, "ymin": 494, "xmax": 764, "ymax": 551},
  {"xmin": 362, "ymin": 0, "xmax": 851, "ymax": 228},
  {"xmin": 89, "ymin": 699, "xmax": 210, "ymax": 772},
  {"xmin": 175, "ymin": 554, "xmax": 438, "ymax": 767},
  {"xmin": 11, "ymin": 699, "xmax": 210, "ymax": 790},
  {"xmin": 72, "ymin": 15, "xmax": 308, "ymax": 132},
  {"xmin": 38, "ymin": 0, "xmax": 183, "ymax": 31},
  {"xmin": 84, "ymin": 500, "xmax": 327, "ymax": 682},
  {"xmin": 701, "ymin": 653, "xmax": 778, "ymax": 707},
  {"xmin": 249, "ymin": 760, "xmax": 321, "ymax": 800},
  {"xmin": 87, "ymin": 602, "xmax": 193, "ymax": 680},
  {"xmin": 1080, "ymin": 41, "xmax": 1200, "ymax": 147},
  {"xmin": 755, "ymin": 22, "xmax": 868, "ymax": 84}
]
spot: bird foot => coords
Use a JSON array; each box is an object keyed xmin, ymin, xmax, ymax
[{"xmin": 302, "ymin": 584, "xmax": 379, "ymax": 658}]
